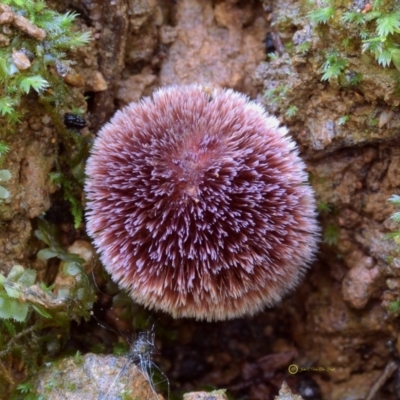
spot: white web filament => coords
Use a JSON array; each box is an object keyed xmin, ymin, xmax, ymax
[{"xmin": 102, "ymin": 328, "xmax": 170, "ymax": 400}]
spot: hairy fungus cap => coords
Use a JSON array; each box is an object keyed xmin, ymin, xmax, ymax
[{"xmin": 85, "ymin": 85, "xmax": 319, "ymax": 321}]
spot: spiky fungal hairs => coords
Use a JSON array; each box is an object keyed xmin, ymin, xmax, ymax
[{"xmin": 85, "ymin": 84, "xmax": 320, "ymax": 321}]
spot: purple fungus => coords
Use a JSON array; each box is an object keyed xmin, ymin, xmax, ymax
[{"xmin": 85, "ymin": 85, "xmax": 319, "ymax": 321}]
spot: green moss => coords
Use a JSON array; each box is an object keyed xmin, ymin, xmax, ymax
[
  {"xmin": 0, "ymin": 0, "xmax": 91, "ymax": 227},
  {"xmin": 73, "ymin": 351, "xmax": 84, "ymax": 366},
  {"xmin": 388, "ymin": 299, "xmax": 400, "ymax": 314},
  {"xmin": 337, "ymin": 115, "xmax": 349, "ymax": 125},
  {"xmin": 285, "ymin": 105, "xmax": 298, "ymax": 118},
  {"xmin": 368, "ymin": 117, "xmax": 379, "ymax": 127},
  {"xmin": 1, "ymin": 217, "xmax": 97, "ymax": 396},
  {"xmin": 0, "ymin": 0, "xmax": 90, "ymax": 132},
  {"xmin": 317, "ymin": 201, "xmax": 332, "ymax": 213},
  {"xmin": 387, "ymin": 195, "xmax": 400, "ymax": 243},
  {"xmin": 321, "ymin": 51, "xmax": 348, "ymax": 81},
  {"xmin": 323, "ymin": 224, "xmax": 340, "ymax": 245},
  {"xmin": 121, "ymin": 391, "xmax": 135, "ymax": 400},
  {"xmin": 306, "ymin": 0, "xmax": 400, "ymax": 82},
  {"xmin": 263, "ymin": 85, "xmax": 291, "ymax": 106},
  {"xmin": 295, "ymin": 41, "xmax": 311, "ymax": 54},
  {"xmin": 308, "ymin": 6, "xmax": 335, "ymax": 25},
  {"xmin": 66, "ymin": 382, "xmax": 77, "ymax": 391}
]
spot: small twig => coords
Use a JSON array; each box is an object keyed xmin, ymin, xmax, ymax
[
  {"xmin": 0, "ymin": 323, "xmax": 38, "ymax": 359},
  {"xmin": 4, "ymin": 281, "xmax": 70, "ymax": 312},
  {"xmin": 365, "ymin": 360, "xmax": 398, "ymax": 400},
  {"xmin": 0, "ymin": 360, "xmax": 14, "ymax": 385}
]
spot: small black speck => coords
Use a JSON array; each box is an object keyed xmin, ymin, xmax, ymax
[
  {"xmin": 64, "ymin": 113, "xmax": 87, "ymax": 130},
  {"xmin": 264, "ymin": 32, "xmax": 276, "ymax": 54},
  {"xmin": 20, "ymin": 48, "xmax": 35, "ymax": 61}
]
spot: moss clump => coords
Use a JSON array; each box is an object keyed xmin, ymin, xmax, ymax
[
  {"xmin": 0, "ymin": 1, "xmax": 95, "ymax": 395},
  {"xmin": 0, "ymin": 0, "xmax": 92, "ymax": 227},
  {"xmin": 0, "ymin": 218, "xmax": 96, "ymax": 396},
  {"xmin": 0, "ymin": 0, "xmax": 90, "ymax": 131},
  {"xmin": 307, "ymin": 0, "xmax": 400, "ymax": 82}
]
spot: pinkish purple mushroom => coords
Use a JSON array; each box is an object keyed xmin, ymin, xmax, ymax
[{"xmin": 85, "ymin": 85, "xmax": 319, "ymax": 321}]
